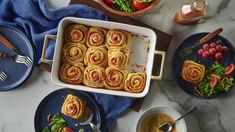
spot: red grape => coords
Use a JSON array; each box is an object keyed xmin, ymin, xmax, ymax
[
  {"xmin": 202, "ymin": 51, "xmax": 209, "ymax": 58},
  {"xmin": 209, "ymin": 48, "xmax": 216, "ymax": 55},
  {"xmin": 215, "ymin": 52, "xmax": 223, "ymax": 60},
  {"xmin": 198, "ymin": 49, "xmax": 204, "ymax": 55},
  {"xmin": 209, "ymin": 43, "xmax": 217, "ymax": 48},
  {"xmin": 203, "ymin": 44, "xmax": 210, "ymax": 51},
  {"xmin": 216, "ymin": 45, "xmax": 223, "ymax": 52},
  {"xmin": 222, "ymin": 46, "xmax": 229, "ymax": 53}
]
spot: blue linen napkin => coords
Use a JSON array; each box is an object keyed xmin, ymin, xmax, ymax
[{"xmin": 0, "ymin": 0, "xmax": 135, "ymax": 131}]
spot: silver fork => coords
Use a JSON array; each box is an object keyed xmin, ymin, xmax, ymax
[
  {"xmin": 0, "ymin": 51, "xmax": 32, "ymax": 67},
  {"xmin": 178, "ymin": 28, "xmax": 223, "ymax": 58},
  {"xmin": 0, "ymin": 70, "xmax": 7, "ymax": 81},
  {"xmin": 0, "ymin": 34, "xmax": 33, "ymax": 66},
  {"xmin": 79, "ymin": 107, "xmax": 101, "ymax": 132}
]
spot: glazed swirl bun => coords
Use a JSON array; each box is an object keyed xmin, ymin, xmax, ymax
[
  {"xmin": 106, "ymin": 29, "xmax": 132, "ymax": 51},
  {"xmin": 62, "ymin": 43, "xmax": 87, "ymax": 64},
  {"xmin": 65, "ymin": 24, "xmax": 88, "ymax": 43},
  {"xmin": 86, "ymin": 27, "xmax": 107, "ymax": 47},
  {"xmin": 108, "ymin": 49, "xmax": 129, "ymax": 69},
  {"xmin": 61, "ymin": 94, "xmax": 86, "ymax": 119},
  {"xmin": 181, "ymin": 60, "xmax": 205, "ymax": 84},
  {"xmin": 84, "ymin": 47, "xmax": 108, "ymax": 67},
  {"xmin": 104, "ymin": 67, "xmax": 127, "ymax": 90},
  {"xmin": 124, "ymin": 73, "xmax": 146, "ymax": 93},
  {"xmin": 83, "ymin": 66, "xmax": 106, "ymax": 88},
  {"xmin": 59, "ymin": 63, "xmax": 84, "ymax": 84}
]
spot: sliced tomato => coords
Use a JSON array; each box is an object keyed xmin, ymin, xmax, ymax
[
  {"xmin": 132, "ymin": 0, "xmax": 151, "ymax": 10},
  {"xmin": 210, "ymin": 74, "xmax": 220, "ymax": 88},
  {"xmin": 63, "ymin": 126, "xmax": 74, "ymax": 132},
  {"xmin": 104, "ymin": 0, "xmax": 113, "ymax": 6},
  {"xmin": 225, "ymin": 63, "xmax": 235, "ymax": 76}
]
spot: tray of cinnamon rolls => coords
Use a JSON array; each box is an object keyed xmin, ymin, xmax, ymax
[{"xmin": 41, "ymin": 17, "xmax": 166, "ymax": 98}]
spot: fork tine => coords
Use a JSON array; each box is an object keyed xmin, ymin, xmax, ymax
[
  {"xmin": 15, "ymin": 55, "xmax": 30, "ymax": 67},
  {"xmin": 24, "ymin": 59, "xmax": 31, "ymax": 67},
  {"xmin": 26, "ymin": 56, "xmax": 33, "ymax": 63},
  {"xmin": 2, "ymin": 72, "xmax": 7, "ymax": 79},
  {"xmin": 178, "ymin": 48, "xmax": 192, "ymax": 58},
  {"xmin": 25, "ymin": 57, "xmax": 33, "ymax": 66},
  {"xmin": 1, "ymin": 71, "xmax": 7, "ymax": 76},
  {"xmin": 0, "ymin": 71, "xmax": 7, "ymax": 81},
  {"xmin": 19, "ymin": 55, "xmax": 32, "ymax": 67}
]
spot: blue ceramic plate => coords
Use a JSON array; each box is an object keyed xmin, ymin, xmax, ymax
[
  {"xmin": 34, "ymin": 88, "xmax": 101, "ymax": 132},
  {"xmin": 172, "ymin": 33, "xmax": 235, "ymax": 99},
  {"xmin": 0, "ymin": 24, "xmax": 35, "ymax": 91}
]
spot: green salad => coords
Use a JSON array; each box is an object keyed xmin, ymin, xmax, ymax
[
  {"xmin": 113, "ymin": 0, "xmax": 133, "ymax": 12},
  {"xmin": 196, "ymin": 62, "xmax": 234, "ymax": 97},
  {"xmin": 42, "ymin": 113, "xmax": 84, "ymax": 132},
  {"xmin": 104, "ymin": 0, "xmax": 153, "ymax": 12}
]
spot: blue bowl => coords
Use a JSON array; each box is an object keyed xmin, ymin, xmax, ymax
[{"xmin": 172, "ymin": 33, "xmax": 235, "ymax": 99}]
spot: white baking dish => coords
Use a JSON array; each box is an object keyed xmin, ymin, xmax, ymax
[{"xmin": 41, "ymin": 17, "xmax": 165, "ymax": 98}]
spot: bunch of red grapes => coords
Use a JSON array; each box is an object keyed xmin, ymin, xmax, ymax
[{"xmin": 198, "ymin": 40, "xmax": 229, "ymax": 61}]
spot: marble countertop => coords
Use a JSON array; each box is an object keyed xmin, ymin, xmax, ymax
[{"xmin": 1, "ymin": 0, "xmax": 235, "ymax": 132}]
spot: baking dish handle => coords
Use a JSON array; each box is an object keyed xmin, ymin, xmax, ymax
[
  {"xmin": 151, "ymin": 50, "xmax": 166, "ymax": 80},
  {"xmin": 41, "ymin": 34, "xmax": 57, "ymax": 64}
]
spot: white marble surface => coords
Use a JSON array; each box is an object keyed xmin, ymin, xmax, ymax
[{"xmin": 1, "ymin": 0, "xmax": 235, "ymax": 132}]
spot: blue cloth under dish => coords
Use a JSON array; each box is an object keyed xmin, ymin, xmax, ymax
[{"xmin": 0, "ymin": 0, "xmax": 135, "ymax": 132}]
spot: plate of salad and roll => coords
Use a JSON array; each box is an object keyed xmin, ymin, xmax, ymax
[
  {"xmin": 172, "ymin": 33, "xmax": 235, "ymax": 99},
  {"xmin": 34, "ymin": 88, "xmax": 101, "ymax": 132}
]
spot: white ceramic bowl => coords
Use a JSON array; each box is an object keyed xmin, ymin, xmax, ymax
[{"xmin": 136, "ymin": 106, "xmax": 187, "ymax": 132}]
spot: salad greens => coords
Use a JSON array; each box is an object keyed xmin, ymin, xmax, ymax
[
  {"xmin": 109, "ymin": 0, "xmax": 153, "ymax": 12},
  {"xmin": 113, "ymin": 0, "xmax": 133, "ymax": 12},
  {"xmin": 42, "ymin": 113, "xmax": 66, "ymax": 132},
  {"xmin": 197, "ymin": 62, "xmax": 234, "ymax": 97},
  {"xmin": 42, "ymin": 113, "xmax": 85, "ymax": 132}
]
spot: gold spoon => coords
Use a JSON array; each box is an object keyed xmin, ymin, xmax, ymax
[{"xmin": 159, "ymin": 106, "xmax": 197, "ymax": 132}]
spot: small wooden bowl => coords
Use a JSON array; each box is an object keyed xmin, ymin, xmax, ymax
[{"xmin": 97, "ymin": 0, "xmax": 161, "ymax": 16}]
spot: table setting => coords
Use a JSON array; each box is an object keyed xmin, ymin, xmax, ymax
[{"xmin": 0, "ymin": 0, "xmax": 235, "ymax": 132}]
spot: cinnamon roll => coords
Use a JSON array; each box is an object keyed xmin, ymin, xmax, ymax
[
  {"xmin": 181, "ymin": 60, "xmax": 205, "ymax": 84},
  {"xmin": 124, "ymin": 73, "xmax": 146, "ymax": 93},
  {"xmin": 61, "ymin": 94, "xmax": 86, "ymax": 119},
  {"xmin": 62, "ymin": 43, "xmax": 87, "ymax": 64},
  {"xmin": 104, "ymin": 67, "xmax": 128, "ymax": 90},
  {"xmin": 86, "ymin": 27, "xmax": 107, "ymax": 47},
  {"xmin": 108, "ymin": 49, "xmax": 129, "ymax": 69},
  {"xmin": 83, "ymin": 66, "xmax": 106, "ymax": 88},
  {"xmin": 106, "ymin": 29, "xmax": 132, "ymax": 51},
  {"xmin": 65, "ymin": 24, "xmax": 88, "ymax": 43},
  {"xmin": 84, "ymin": 47, "xmax": 108, "ymax": 67},
  {"xmin": 60, "ymin": 63, "xmax": 84, "ymax": 84}
]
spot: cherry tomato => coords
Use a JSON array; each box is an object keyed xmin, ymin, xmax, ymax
[
  {"xmin": 202, "ymin": 51, "xmax": 209, "ymax": 58},
  {"xmin": 225, "ymin": 63, "xmax": 235, "ymax": 76},
  {"xmin": 216, "ymin": 45, "xmax": 223, "ymax": 52},
  {"xmin": 210, "ymin": 74, "xmax": 220, "ymax": 88},
  {"xmin": 202, "ymin": 44, "xmax": 210, "ymax": 51},
  {"xmin": 222, "ymin": 46, "xmax": 229, "ymax": 53},
  {"xmin": 209, "ymin": 48, "xmax": 216, "ymax": 56},
  {"xmin": 209, "ymin": 43, "xmax": 217, "ymax": 48},
  {"xmin": 197, "ymin": 49, "xmax": 204, "ymax": 55},
  {"xmin": 215, "ymin": 52, "xmax": 223, "ymax": 61},
  {"xmin": 104, "ymin": 0, "xmax": 113, "ymax": 6},
  {"xmin": 63, "ymin": 126, "xmax": 74, "ymax": 132},
  {"xmin": 132, "ymin": 0, "xmax": 151, "ymax": 10}
]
